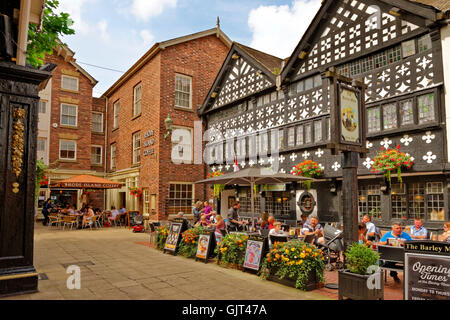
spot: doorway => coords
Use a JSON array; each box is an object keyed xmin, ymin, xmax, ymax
[
  {"xmin": 220, "ymin": 189, "xmax": 236, "ymax": 217},
  {"xmin": 119, "ymin": 192, "xmax": 126, "ymax": 209}
]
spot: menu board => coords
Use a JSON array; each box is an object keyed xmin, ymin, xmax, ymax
[
  {"xmin": 405, "ymin": 241, "xmax": 450, "ymax": 300},
  {"xmin": 243, "ymin": 235, "xmax": 266, "ymax": 271},
  {"xmin": 196, "ymin": 230, "xmax": 215, "ymax": 262},
  {"xmin": 164, "ymin": 222, "xmax": 183, "ymax": 252}
]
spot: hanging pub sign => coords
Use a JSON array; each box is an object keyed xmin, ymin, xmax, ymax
[
  {"xmin": 325, "ymin": 68, "xmax": 368, "ymax": 155},
  {"xmin": 195, "ymin": 230, "xmax": 216, "ymax": 263},
  {"xmin": 243, "ymin": 235, "xmax": 267, "ymax": 271},
  {"xmin": 163, "ymin": 222, "xmax": 183, "ymax": 254},
  {"xmin": 404, "ymin": 241, "xmax": 450, "ymax": 300}
]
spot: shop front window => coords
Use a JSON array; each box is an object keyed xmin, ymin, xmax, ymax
[
  {"xmin": 408, "ymin": 183, "xmax": 425, "ymax": 220},
  {"xmin": 391, "ymin": 184, "xmax": 407, "ymax": 220},
  {"xmin": 358, "ymin": 185, "xmax": 381, "ymax": 220}
]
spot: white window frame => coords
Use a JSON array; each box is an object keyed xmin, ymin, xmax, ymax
[
  {"xmin": 132, "ymin": 132, "xmax": 141, "ymax": 164},
  {"xmin": 38, "ymin": 100, "xmax": 47, "ymax": 113},
  {"xmin": 113, "ymin": 100, "xmax": 120, "ymax": 128},
  {"xmin": 174, "ymin": 74, "xmax": 192, "ymax": 109},
  {"xmin": 61, "ymin": 75, "xmax": 79, "ymax": 92},
  {"xmin": 133, "ymin": 84, "xmax": 142, "ymax": 117},
  {"xmin": 91, "ymin": 112, "xmax": 103, "ymax": 133},
  {"xmin": 91, "ymin": 145, "xmax": 103, "ymax": 165},
  {"xmin": 59, "ymin": 140, "xmax": 77, "ymax": 160},
  {"xmin": 110, "ymin": 143, "xmax": 116, "ymax": 170},
  {"xmin": 60, "ymin": 103, "xmax": 78, "ymax": 127},
  {"xmin": 37, "ymin": 137, "xmax": 46, "ymax": 152},
  {"xmin": 143, "ymin": 189, "xmax": 150, "ymax": 215}
]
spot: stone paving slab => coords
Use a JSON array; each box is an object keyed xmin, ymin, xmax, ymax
[{"xmin": 1, "ymin": 223, "xmax": 333, "ymax": 300}]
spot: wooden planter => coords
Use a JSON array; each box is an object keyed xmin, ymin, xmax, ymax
[
  {"xmin": 338, "ymin": 269, "xmax": 384, "ymax": 300},
  {"xmin": 267, "ymin": 269, "xmax": 319, "ymax": 291}
]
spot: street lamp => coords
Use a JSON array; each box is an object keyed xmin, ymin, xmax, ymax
[{"xmin": 164, "ymin": 114, "xmax": 173, "ymax": 139}]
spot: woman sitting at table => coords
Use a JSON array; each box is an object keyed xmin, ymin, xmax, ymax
[
  {"xmin": 68, "ymin": 205, "xmax": 76, "ymax": 215},
  {"xmin": 358, "ymin": 222, "xmax": 372, "ymax": 247},
  {"xmin": 82, "ymin": 205, "xmax": 95, "ymax": 228},
  {"xmin": 440, "ymin": 222, "xmax": 450, "ymax": 243},
  {"xmin": 195, "ymin": 214, "xmax": 210, "ymax": 227}
]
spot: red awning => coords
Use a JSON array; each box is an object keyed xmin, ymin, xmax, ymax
[{"xmin": 50, "ymin": 174, "xmax": 122, "ymax": 189}]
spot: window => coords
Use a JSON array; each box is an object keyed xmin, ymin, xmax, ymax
[
  {"xmin": 400, "ymin": 100, "xmax": 414, "ymax": 126},
  {"xmin": 408, "ymin": 183, "xmax": 425, "ymax": 220},
  {"xmin": 167, "ymin": 183, "xmax": 194, "ymax": 216},
  {"xmin": 418, "ymin": 34, "xmax": 432, "ymax": 52},
  {"xmin": 387, "ymin": 45, "xmax": 402, "ymax": 64},
  {"xmin": 263, "ymin": 94, "xmax": 270, "ymax": 105},
  {"xmin": 349, "ymin": 61, "xmax": 361, "ymax": 76},
  {"xmin": 374, "ymin": 51, "xmax": 387, "ymax": 68},
  {"xmin": 304, "ymin": 77, "xmax": 314, "ymax": 91},
  {"xmin": 59, "ymin": 140, "xmax": 76, "ymax": 160},
  {"xmin": 37, "ymin": 138, "xmax": 46, "ymax": 152},
  {"xmin": 38, "ymin": 101, "xmax": 46, "ymax": 113},
  {"xmin": 278, "ymin": 129, "xmax": 284, "ymax": 150},
  {"xmin": 91, "ymin": 112, "xmax": 103, "ymax": 133},
  {"xmin": 287, "ymin": 127, "xmax": 295, "ymax": 147},
  {"xmin": 426, "ymin": 182, "xmax": 444, "ymax": 221},
  {"xmin": 367, "ymin": 107, "xmax": 380, "ymax": 133},
  {"xmin": 133, "ymin": 84, "xmax": 142, "ymax": 116},
  {"xmin": 391, "ymin": 184, "xmax": 407, "ymax": 220},
  {"xmin": 113, "ymin": 100, "xmax": 119, "ymax": 128},
  {"xmin": 110, "ymin": 143, "xmax": 116, "ymax": 170},
  {"xmin": 270, "ymin": 92, "xmax": 278, "ymax": 102},
  {"xmin": 60, "ymin": 104, "xmax": 77, "ymax": 126},
  {"xmin": 313, "ymin": 74, "xmax": 322, "ymax": 87},
  {"xmin": 304, "ymin": 123, "xmax": 312, "ymax": 144},
  {"xmin": 296, "ymin": 81, "xmax": 304, "ymax": 93},
  {"xmin": 143, "ymin": 189, "xmax": 149, "ymax": 215},
  {"xmin": 91, "ymin": 146, "xmax": 102, "ymax": 165},
  {"xmin": 326, "ymin": 118, "xmax": 331, "ymax": 141},
  {"xmin": 358, "ymin": 185, "xmax": 381, "ymax": 220},
  {"xmin": 150, "ymin": 194, "xmax": 156, "ymax": 211},
  {"xmin": 314, "ymin": 120, "xmax": 322, "ymax": 142},
  {"xmin": 175, "ymin": 74, "xmax": 192, "ymax": 109},
  {"xmin": 257, "ymin": 96, "xmax": 263, "ymax": 107},
  {"xmin": 236, "ymin": 137, "xmax": 246, "ymax": 159},
  {"xmin": 132, "ymin": 132, "xmax": 141, "ymax": 164},
  {"xmin": 61, "ymin": 75, "xmax": 79, "ymax": 91},
  {"xmin": 296, "ymin": 125, "xmax": 303, "ymax": 146},
  {"xmin": 361, "ymin": 56, "xmax": 374, "ymax": 73},
  {"xmin": 418, "ymin": 93, "xmax": 435, "ymax": 124},
  {"xmin": 260, "ymin": 132, "xmax": 268, "ymax": 154},
  {"xmin": 383, "ymin": 103, "xmax": 397, "ymax": 130}
]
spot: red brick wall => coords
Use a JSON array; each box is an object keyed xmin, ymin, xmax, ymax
[
  {"xmin": 157, "ymin": 35, "xmax": 229, "ymax": 220},
  {"xmin": 45, "ymin": 53, "xmax": 97, "ymax": 171}
]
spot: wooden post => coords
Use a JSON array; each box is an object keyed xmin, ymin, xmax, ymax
[{"xmin": 342, "ymin": 151, "xmax": 359, "ymax": 251}]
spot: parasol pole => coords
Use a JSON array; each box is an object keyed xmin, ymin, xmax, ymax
[{"xmin": 250, "ymin": 178, "xmax": 255, "ymax": 232}]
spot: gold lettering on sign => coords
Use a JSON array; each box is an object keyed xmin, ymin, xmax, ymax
[{"xmin": 11, "ymin": 107, "xmax": 25, "ymax": 193}]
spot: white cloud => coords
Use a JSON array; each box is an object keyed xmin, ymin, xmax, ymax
[
  {"xmin": 248, "ymin": 0, "xmax": 322, "ymax": 58},
  {"xmin": 131, "ymin": 0, "xmax": 177, "ymax": 21},
  {"xmin": 97, "ymin": 19, "xmax": 109, "ymax": 41},
  {"xmin": 140, "ymin": 29, "xmax": 155, "ymax": 46},
  {"xmin": 58, "ymin": 0, "xmax": 92, "ymax": 34}
]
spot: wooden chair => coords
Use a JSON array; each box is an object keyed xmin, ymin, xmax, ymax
[
  {"xmin": 62, "ymin": 215, "xmax": 77, "ymax": 230},
  {"xmin": 87, "ymin": 216, "xmax": 100, "ymax": 230},
  {"xmin": 113, "ymin": 214, "xmax": 123, "ymax": 227},
  {"xmin": 48, "ymin": 214, "xmax": 62, "ymax": 228}
]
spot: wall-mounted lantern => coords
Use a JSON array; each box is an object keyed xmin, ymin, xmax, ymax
[{"xmin": 164, "ymin": 114, "xmax": 173, "ymax": 139}]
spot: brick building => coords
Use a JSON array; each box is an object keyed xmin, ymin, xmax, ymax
[
  {"xmin": 103, "ymin": 25, "xmax": 231, "ymax": 220},
  {"xmin": 37, "ymin": 43, "xmax": 106, "ymax": 212}
]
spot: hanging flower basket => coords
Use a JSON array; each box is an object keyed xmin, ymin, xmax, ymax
[
  {"xmin": 291, "ymin": 160, "xmax": 324, "ymax": 190},
  {"xmin": 129, "ymin": 187, "xmax": 143, "ymax": 198},
  {"xmin": 370, "ymin": 145, "xmax": 413, "ymax": 184},
  {"xmin": 207, "ymin": 171, "xmax": 226, "ymax": 198}
]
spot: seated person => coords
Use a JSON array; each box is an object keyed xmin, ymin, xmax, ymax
[
  {"xmin": 176, "ymin": 211, "xmax": 190, "ymax": 230},
  {"xmin": 67, "ymin": 205, "xmax": 76, "ymax": 215},
  {"xmin": 358, "ymin": 222, "xmax": 372, "ymax": 247},
  {"xmin": 82, "ymin": 206, "xmax": 95, "ymax": 227},
  {"xmin": 409, "ymin": 218, "xmax": 427, "ymax": 240},
  {"xmin": 267, "ymin": 216, "xmax": 275, "ymax": 230},
  {"xmin": 269, "ymin": 221, "xmax": 286, "ymax": 236},
  {"xmin": 362, "ymin": 214, "xmax": 377, "ymax": 241},
  {"xmin": 209, "ymin": 210, "xmax": 218, "ymax": 224},
  {"xmin": 299, "ymin": 213, "xmax": 309, "ymax": 227},
  {"xmin": 195, "ymin": 214, "xmax": 210, "ymax": 227},
  {"xmin": 440, "ymin": 222, "xmax": 450, "ymax": 243},
  {"xmin": 212, "ymin": 215, "xmax": 226, "ymax": 244},
  {"xmin": 227, "ymin": 201, "xmax": 247, "ymax": 231},
  {"xmin": 301, "ymin": 216, "xmax": 325, "ymax": 246},
  {"xmin": 108, "ymin": 206, "xmax": 120, "ymax": 225},
  {"xmin": 379, "ymin": 223, "xmax": 412, "ymax": 283},
  {"xmin": 260, "ymin": 212, "xmax": 269, "ymax": 230}
]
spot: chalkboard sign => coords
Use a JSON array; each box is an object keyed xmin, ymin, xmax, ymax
[
  {"xmin": 243, "ymin": 235, "xmax": 267, "ymax": 271},
  {"xmin": 195, "ymin": 230, "xmax": 215, "ymax": 263},
  {"xmin": 404, "ymin": 241, "xmax": 450, "ymax": 300},
  {"xmin": 164, "ymin": 222, "xmax": 183, "ymax": 254}
]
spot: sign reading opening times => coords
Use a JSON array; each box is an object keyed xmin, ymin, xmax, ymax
[{"xmin": 404, "ymin": 241, "xmax": 450, "ymax": 300}]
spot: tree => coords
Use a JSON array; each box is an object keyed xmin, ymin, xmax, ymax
[{"xmin": 26, "ymin": 0, "xmax": 75, "ymax": 68}]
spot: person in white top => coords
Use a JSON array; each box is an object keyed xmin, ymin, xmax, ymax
[
  {"xmin": 108, "ymin": 206, "xmax": 120, "ymax": 225},
  {"xmin": 362, "ymin": 215, "xmax": 377, "ymax": 241}
]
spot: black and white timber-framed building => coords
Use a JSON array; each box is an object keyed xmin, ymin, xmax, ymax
[{"xmin": 199, "ymin": 0, "xmax": 450, "ymax": 232}]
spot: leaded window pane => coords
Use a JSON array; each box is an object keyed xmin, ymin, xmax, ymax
[
  {"xmin": 296, "ymin": 81, "xmax": 304, "ymax": 93},
  {"xmin": 374, "ymin": 51, "xmax": 387, "ymax": 68},
  {"xmin": 304, "ymin": 77, "xmax": 314, "ymax": 91},
  {"xmin": 387, "ymin": 45, "xmax": 402, "ymax": 64},
  {"xmin": 367, "ymin": 107, "xmax": 380, "ymax": 133},
  {"xmin": 304, "ymin": 123, "xmax": 312, "ymax": 144},
  {"xmin": 287, "ymin": 127, "xmax": 295, "ymax": 147},
  {"xmin": 361, "ymin": 56, "xmax": 374, "ymax": 73},
  {"xmin": 314, "ymin": 120, "xmax": 322, "ymax": 142},
  {"xmin": 400, "ymin": 100, "xmax": 414, "ymax": 126},
  {"xmin": 278, "ymin": 129, "xmax": 284, "ymax": 149},
  {"xmin": 418, "ymin": 34, "xmax": 432, "ymax": 53},
  {"xmin": 418, "ymin": 93, "xmax": 435, "ymax": 124},
  {"xmin": 383, "ymin": 103, "xmax": 397, "ymax": 130},
  {"xmin": 408, "ymin": 183, "xmax": 425, "ymax": 220},
  {"xmin": 296, "ymin": 125, "xmax": 303, "ymax": 146}
]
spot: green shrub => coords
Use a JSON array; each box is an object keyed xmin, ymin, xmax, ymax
[
  {"xmin": 345, "ymin": 243, "xmax": 380, "ymax": 275},
  {"xmin": 155, "ymin": 225, "xmax": 169, "ymax": 250},
  {"xmin": 215, "ymin": 233, "xmax": 248, "ymax": 267},
  {"xmin": 178, "ymin": 226, "xmax": 209, "ymax": 258}
]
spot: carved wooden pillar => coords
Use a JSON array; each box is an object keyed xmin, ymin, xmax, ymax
[{"xmin": 0, "ymin": 61, "xmax": 52, "ymax": 297}]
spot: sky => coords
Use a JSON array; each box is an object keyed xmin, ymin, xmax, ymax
[{"xmin": 56, "ymin": 0, "xmax": 322, "ymax": 97}]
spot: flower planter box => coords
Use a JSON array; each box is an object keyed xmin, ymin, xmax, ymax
[
  {"xmin": 267, "ymin": 269, "xmax": 319, "ymax": 291},
  {"xmin": 338, "ymin": 269, "xmax": 384, "ymax": 300}
]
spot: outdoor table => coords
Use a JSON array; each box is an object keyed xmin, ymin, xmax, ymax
[{"xmin": 377, "ymin": 245, "xmax": 405, "ymax": 283}]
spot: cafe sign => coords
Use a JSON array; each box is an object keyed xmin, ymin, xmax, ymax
[
  {"xmin": 339, "ymin": 87, "xmax": 360, "ymax": 144},
  {"xmin": 404, "ymin": 241, "xmax": 450, "ymax": 300}
]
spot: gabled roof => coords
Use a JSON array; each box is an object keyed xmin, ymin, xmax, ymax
[
  {"xmin": 54, "ymin": 40, "xmax": 98, "ymax": 85},
  {"xmin": 198, "ymin": 42, "xmax": 282, "ymax": 116},
  {"xmin": 103, "ymin": 26, "xmax": 232, "ymax": 97},
  {"xmin": 281, "ymin": 0, "xmax": 444, "ymax": 83}
]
